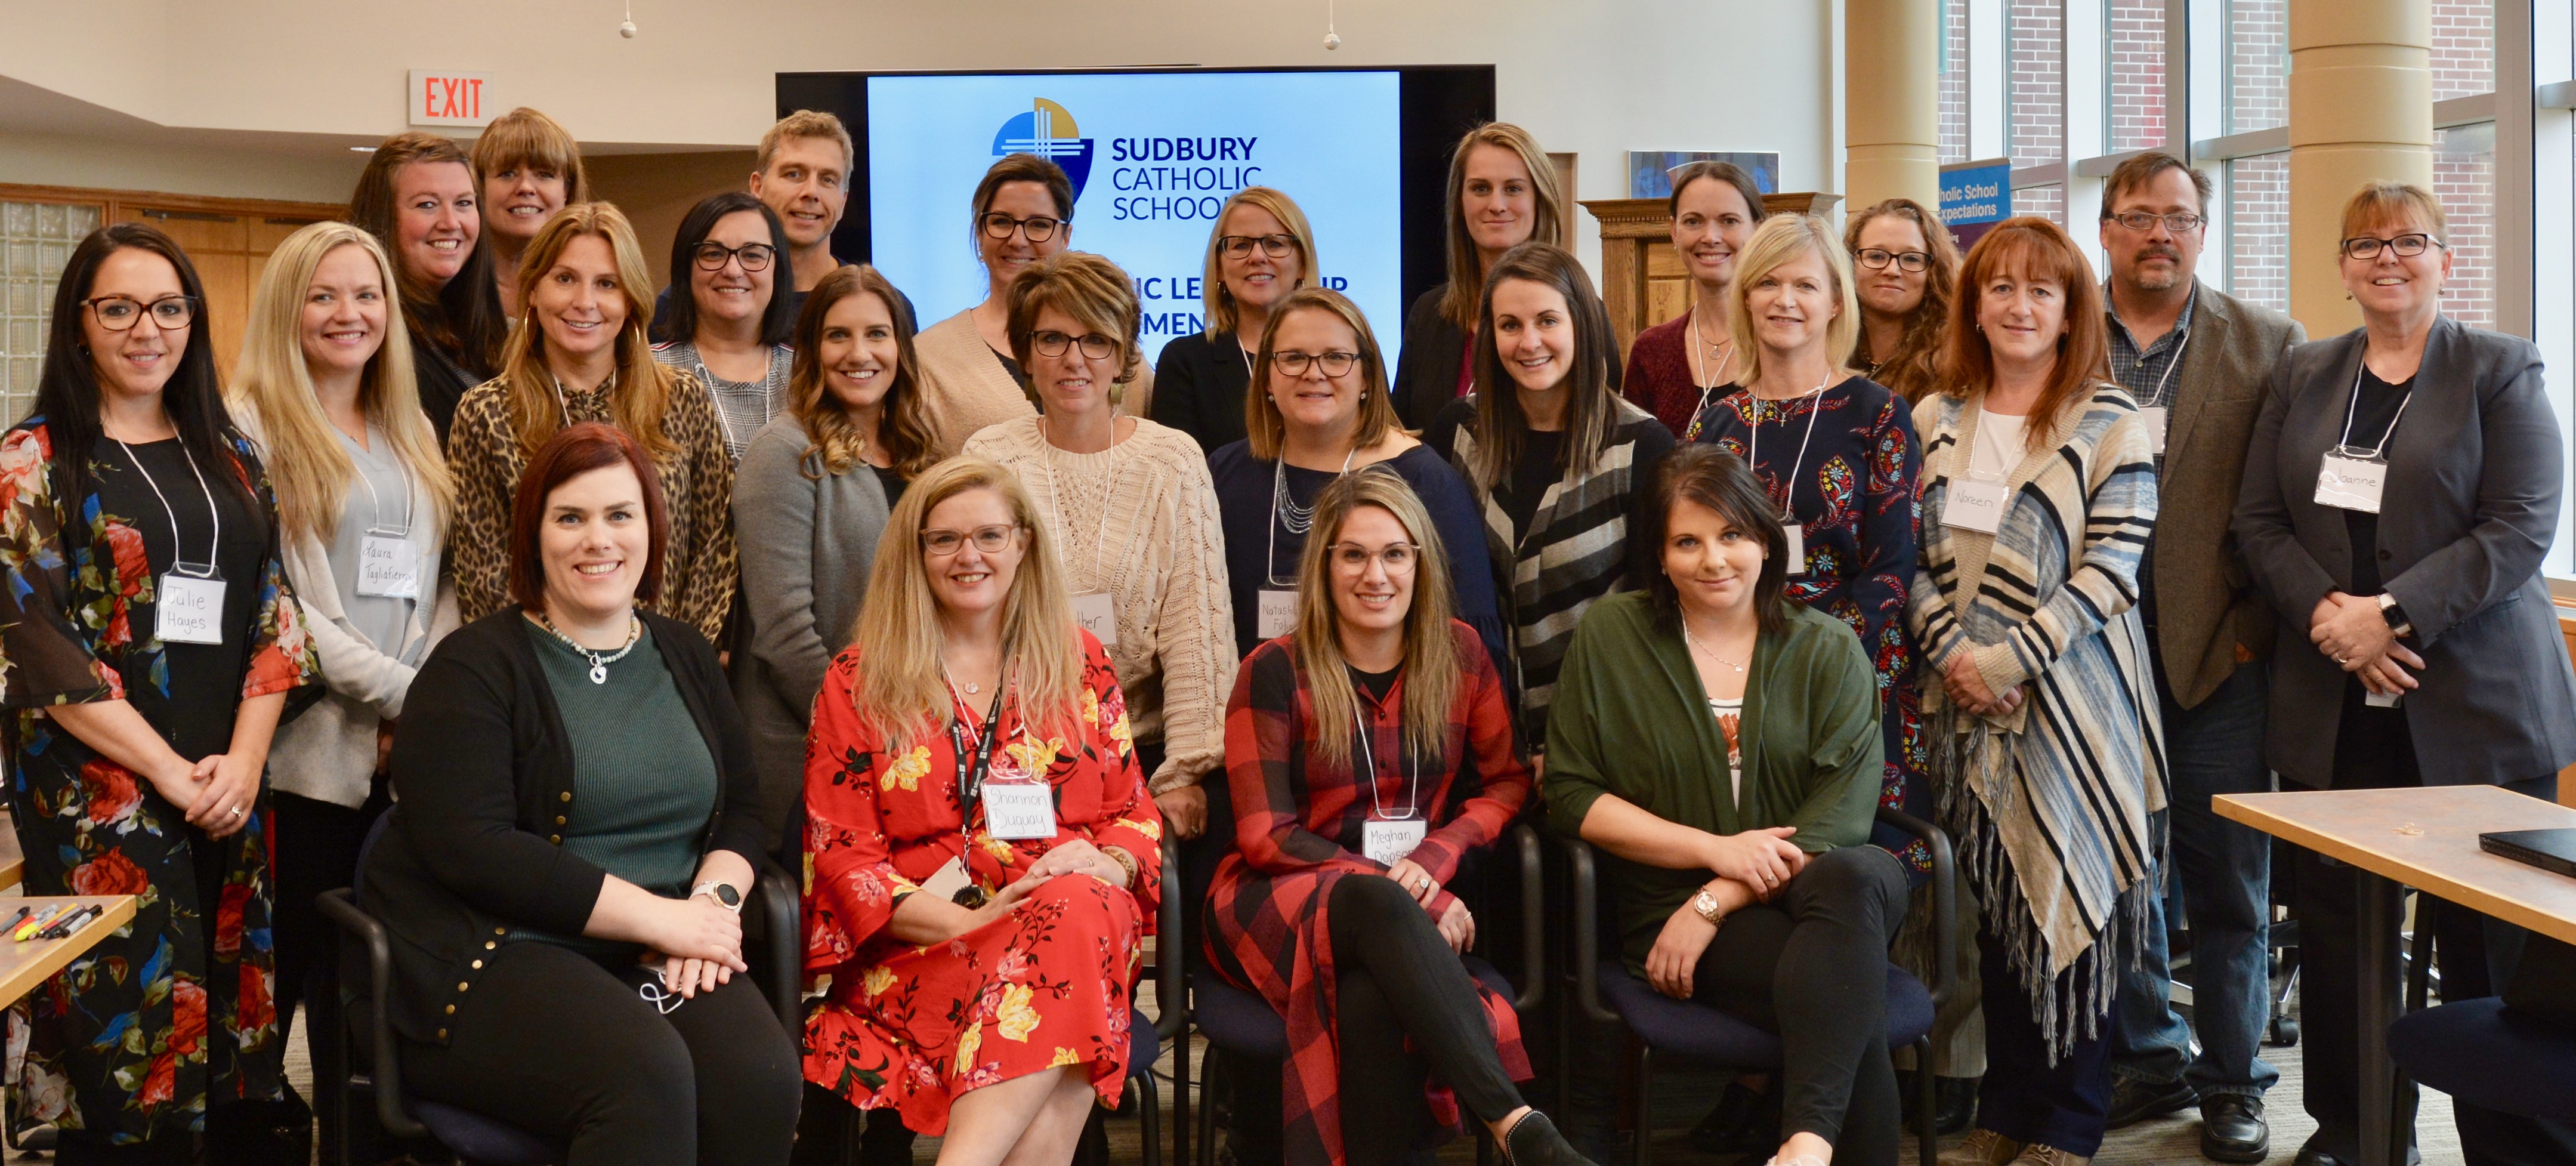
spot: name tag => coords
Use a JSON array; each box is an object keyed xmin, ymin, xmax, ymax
[
  {"xmin": 157, "ymin": 573, "xmax": 226, "ymax": 644},
  {"xmin": 2141, "ymin": 406, "xmax": 2170, "ymax": 454},
  {"xmin": 983, "ymin": 781, "xmax": 1057, "ymax": 841},
  {"xmin": 357, "ymin": 535, "xmax": 422, "ymax": 599},
  {"xmin": 1363, "ymin": 818, "xmax": 1429, "ymax": 867},
  {"xmin": 2365, "ymin": 689, "xmax": 2404, "ymax": 708},
  {"xmin": 2314, "ymin": 451, "xmax": 2388, "ymax": 514},
  {"xmin": 1943, "ymin": 476, "xmax": 2010, "ymax": 535},
  {"xmin": 1256, "ymin": 588, "xmax": 1298, "ymax": 640},
  {"xmin": 1070, "ymin": 590, "xmax": 1118, "ymax": 647},
  {"xmin": 1782, "ymin": 522, "xmax": 1806, "ymax": 576}
]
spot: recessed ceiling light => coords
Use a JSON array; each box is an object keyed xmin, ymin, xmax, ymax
[{"xmin": 351, "ymin": 146, "xmax": 377, "ymax": 153}]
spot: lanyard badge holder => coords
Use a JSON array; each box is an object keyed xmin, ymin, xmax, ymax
[
  {"xmin": 1940, "ymin": 418, "xmax": 2013, "ymax": 536},
  {"xmin": 952, "ymin": 681, "xmax": 1054, "ymax": 846},
  {"xmin": 353, "ymin": 464, "xmax": 422, "ymax": 599},
  {"xmin": 1353, "ymin": 705, "xmax": 1427, "ymax": 866},
  {"xmin": 2133, "ymin": 326, "xmax": 2191, "ymax": 456},
  {"xmin": 931, "ymin": 683, "xmax": 1018, "ymax": 909},
  {"xmin": 119, "ymin": 440, "xmax": 227, "ymax": 645},
  {"xmin": 2315, "ymin": 365, "xmax": 2413, "ymax": 516},
  {"xmin": 1744, "ymin": 377, "xmax": 1828, "ymax": 574}
]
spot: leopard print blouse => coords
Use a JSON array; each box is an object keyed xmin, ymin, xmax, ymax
[{"xmin": 444, "ymin": 368, "xmax": 739, "ymax": 644}]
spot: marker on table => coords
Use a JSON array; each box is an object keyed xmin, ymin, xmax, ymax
[
  {"xmin": 14, "ymin": 905, "xmax": 64, "ymax": 942},
  {"xmin": 41, "ymin": 905, "xmax": 99, "ymax": 939}
]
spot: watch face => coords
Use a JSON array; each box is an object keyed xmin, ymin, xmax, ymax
[{"xmin": 715, "ymin": 884, "xmax": 741, "ymax": 908}]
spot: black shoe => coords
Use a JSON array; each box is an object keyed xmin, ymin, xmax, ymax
[
  {"xmin": 1502, "ymin": 1111, "xmax": 1602, "ymax": 1166},
  {"xmin": 1684, "ymin": 1080, "xmax": 1778, "ymax": 1155},
  {"xmin": 2106, "ymin": 1076, "xmax": 2198, "ymax": 1128},
  {"xmin": 2198, "ymin": 1094, "xmax": 2269, "ymax": 1163},
  {"xmin": 1935, "ymin": 1075, "xmax": 1978, "ymax": 1136}
]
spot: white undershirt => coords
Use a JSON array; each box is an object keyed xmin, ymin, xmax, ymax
[
  {"xmin": 1706, "ymin": 695, "xmax": 1745, "ymax": 803},
  {"xmin": 1972, "ymin": 409, "xmax": 2030, "ymax": 479}
]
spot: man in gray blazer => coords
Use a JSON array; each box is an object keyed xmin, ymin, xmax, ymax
[{"xmin": 2094, "ymin": 153, "xmax": 2304, "ymax": 1162}]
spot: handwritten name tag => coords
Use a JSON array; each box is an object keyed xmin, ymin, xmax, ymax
[{"xmin": 157, "ymin": 573, "xmax": 226, "ymax": 644}]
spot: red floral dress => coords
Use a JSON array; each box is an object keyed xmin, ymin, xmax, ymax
[{"xmin": 802, "ymin": 633, "xmax": 1164, "ymax": 1135}]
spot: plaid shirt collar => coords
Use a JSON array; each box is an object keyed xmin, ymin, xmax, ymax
[{"xmin": 2105, "ymin": 280, "xmax": 2200, "ymax": 411}]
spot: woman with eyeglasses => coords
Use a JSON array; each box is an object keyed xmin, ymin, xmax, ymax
[
  {"xmin": 801, "ymin": 457, "xmax": 1164, "ymax": 1164},
  {"xmin": 1843, "ymin": 198, "xmax": 1960, "ymax": 404},
  {"xmin": 1, "ymin": 223, "xmax": 317, "ymax": 1161},
  {"xmin": 651, "ymin": 192, "xmax": 798, "ymax": 461},
  {"xmin": 962, "ymin": 250, "xmax": 1235, "ymax": 853},
  {"xmin": 349, "ymin": 132, "xmax": 509, "ymax": 443},
  {"xmin": 1620, "ymin": 161, "xmax": 1768, "ymax": 439},
  {"xmin": 916, "ymin": 153, "xmax": 1073, "ymax": 454},
  {"xmin": 1392, "ymin": 124, "xmax": 1568, "ymax": 433},
  {"xmin": 1152, "ymin": 187, "xmax": 1321, "ymax": 452},
  {"xmin": 2234, "ymin": 182, "xmax": 2576, "ymax": 1166}
]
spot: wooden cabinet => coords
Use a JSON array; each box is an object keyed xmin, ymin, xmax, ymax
[
  {"xmin": 1580, "ymin": 192, "xmax": 1843, "ymax": 360},
  {"xmin": 115, "ymin": 198, "xmax": 342, "ymax": 377}
]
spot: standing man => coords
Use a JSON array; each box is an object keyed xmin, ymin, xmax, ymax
[
  {"xmin": 657, "ymin": 110, "xmax": 866, "ymax": 326},
  {"xmin": 2095, "ymin": 151, "xmax": 2304, "ymax": 1162}
]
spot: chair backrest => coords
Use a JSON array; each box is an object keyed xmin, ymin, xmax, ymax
[{"xmin": 351, "ymin": 806, "xmax": 399, "ymax": 899}]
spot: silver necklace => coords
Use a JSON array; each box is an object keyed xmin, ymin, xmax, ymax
[
  {"xmin": 1680, "ymin": 618, "xmax": 1750, "ymax": 673},
  {"xmin": 1270, "ymin": 442, "xmax": 1359, "ymax": 537},
  {"xmin": 533, "ymin": 612, "xmax": 642, "ymax": 684}
]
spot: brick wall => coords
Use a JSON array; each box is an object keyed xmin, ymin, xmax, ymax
[
  {"xmin": 2108, "ymin": 0, "xmax": 2165, "ymax": 152},
  {"xmin": 2231, "ymin": 0, "xmax": 2289, "ymax": 133},
  {"xmin": 2434, "ymin": 122, "xmax": 2498, "ymax": 330},
  {"xmin": 2430, "ymin": 0, "xmax": 2494, "ymax": 100},
  {"xmin": 2228, "ymin": 153, "xmax": 2291, "ymax": 311},
  {"xmin": 2011, "ymin": 1, "xmax": 2064, "ymax": 164},
  {"xmin": 1941, "ymin": 0, "xmax": 1970, "ymax": 163}
]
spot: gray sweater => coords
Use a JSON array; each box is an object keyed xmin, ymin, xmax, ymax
[{"xmin": 731, "ymin": 415, "xmax": 894, "ymax": 838}]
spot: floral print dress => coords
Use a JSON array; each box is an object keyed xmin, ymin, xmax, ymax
[
  {"xmin": 802, "ymin": 633, "xmax": 1164, "ymax": 1136},
  {"xmin": 0, "ymin": 421, "xmax": 313, "ymax": 1142}
]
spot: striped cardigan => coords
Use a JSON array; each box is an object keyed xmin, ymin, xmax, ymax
[{"xmin": 1907, "ymin": 384, "xmax": 2167, "ymax": 1056}]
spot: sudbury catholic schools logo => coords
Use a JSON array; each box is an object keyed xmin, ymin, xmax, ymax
[{"xmin": 990, "ymin": 98, "xmax": 1096, "ymax": 200}]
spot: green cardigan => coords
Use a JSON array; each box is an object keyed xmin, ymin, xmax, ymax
[{"xmin": 1542, "ymin": 592, "xmax": 1882, "ymax": 970}]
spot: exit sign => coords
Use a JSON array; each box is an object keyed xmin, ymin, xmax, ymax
[{"xmin": 409, "ymin": 70, "xmax": 494, "ymax": 127}]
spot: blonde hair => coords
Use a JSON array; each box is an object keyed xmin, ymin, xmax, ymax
[
  {"xmin": 761, "ymin": 110, "xmax": 855, "ymax": 180},
  {"xmin": 1200, "ymin": 187, "xmax": 1321, "ymax": 335},
  {"xmin": 1244, "ymin": 288, "xmax": 1401, "ymax": 462},
  {"xmin": 1292, "ymin": 470, "xmax": 1462, "ymax": 770},
  {"xmin": 228, "ymin": 223, "xmax": 453, "ymax": 547},
  {"xmin": 849, "ymin": 459, "xmax": 1086, "ymax": 751},
  {"xmin": 1438, "ymin": 123, "xmax": 1565, "ymax": 330},
  {"xmin": 492, "ymin": 202, "xmax": 682, "ymax": 458},
  {"xmin": 1006, "ymin": 251, "xmax": 1142, "ymax": 386},
  {"xmin": 790, "ymin": 264, "xmax": 940, "ymax": 479},
  {"xmin": 1727, "ymin": 215, "xmax": 1861, "ymax": 384},
  {"xmin": 468, "ymin": 107, "xmax": 588, "ymax": 205},
  {"xmin": 2339, "ymin": 181, "xmax": 2448, "ymax": 245}
]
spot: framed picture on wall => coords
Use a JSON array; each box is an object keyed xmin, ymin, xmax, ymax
[{"xmin": 1627, "ymin": 151, "xmax": 1778, "ymax": 199}]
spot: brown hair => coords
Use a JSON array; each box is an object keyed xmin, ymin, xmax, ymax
[
  {"xmin": 1291, "ymin": 469, "xmax": 1463, "ymax": 769},
  {"xmin": 1642, "ymin": 444, "xmax": 1791, "ymax": 636},
  {"xmin": 2339, "ymin": 181, "xmax": 2448, "ymax": 244},
  {"xmin": 1465, "ymin": 242, "xmax": 1624, "ymax": 491},
  {"xmin": 1667, "ymin": 161, "xmax": 1769, "ymax": 226},
  {"xmin": 1244, "ymin": 287, "xmax": 1401, "ymax": 461},
  {"xmin": 2097, "ymin": 150, "xmax": 2213, "ymax": 221},
  {"xmin": 971, "ymin": 153, "xmax": 1076, "ymax": 252},
  {"xmin": 346, "ymin": 132, "xmax": 506, "ymax": 374},
  {"xmin": 1842, "ymin": 198, "xmax": 1961, "ymax": 402},
  {"xmin": 790, "ymin": 264, "xmax": 940, "ymax": 478},
  {"xmin": 469, "ymin": 107, "xmax": 589, "ymax": 205},
  {"xmin": 509, "ymin": 421, "xmax": 667, "ymax": 610},
  {"xmin": 1005, "ymin": 251, "xmax": 1141, "ymax": 386},
  {"xmin": 1437, "ymin": 123, "xmax": 1565, "ymax": 331},
  {"xmin": 761, "ymin": 110, "xmax": 856, "ymax": 180},
  {"xmin": 1940, "ymin": 217, "xmax": 2112, "ymax": 452},
  {"xmin": 491, "ymin": 202, "xmax": 682, "ymax": 458}
]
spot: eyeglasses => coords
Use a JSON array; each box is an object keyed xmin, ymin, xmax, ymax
[
  {"xmin": 1218, "ymin": 233, "xmax": 1298, "ymax": 260},
  {"xmin": 84, "ymin": 295, "xmax": 199, "ymax": 331},
  {"xmin": 691, "ymin": 242, "xmax": 777, "ymax": 272},
  {"xmin": 2342, "ymin": 233, "xmax": 2445, "ymax": 260},
  {"xmin": 921, "ymin": 524, "xmax": 1021, "ymax": 556},
  {"xmin": 981, "ymin": 212, "xmax": 1062, "ymax": 242},
  {"xmin": 2106, "ymin": 211, "xmax": 2207, "ymax": 233},
  {"xmin": 1854, "ymin": 248, "xmax": 1931, "ymax": 273},
  {"xmin": 1271, "ymin": 350, "xmax": 1362, "ymax": 378},
  {"xmin": 1330, "ymin": 541, "xmax": 1419, "ymax": 573},
  {"xmin": 1031, "ymin": 330, "xmax": 1119, "ymax": 360}
]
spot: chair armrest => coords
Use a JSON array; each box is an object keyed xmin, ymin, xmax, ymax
[
  {"xmin": 314, "ymin": 889, "xmax": 429, "ymax": 1141},
  {"xmin": 755, "ymin": 856, "xmax": 802, "ymax": 1034},
  {"xmin": 1154, "ymin": 835, "xmax": 1187, "ymax": 1042},
  {"xmin": 1510, "ymin": 823, "xmax": 1546, "ymax": 1013},
  {"xmin": 1873, "ymin": 806, "xmax": 1960, "ymax": 1017},
  {"xmin": 1552, "ymin": 834, "xmax": 1621, "ymax": 1023}
]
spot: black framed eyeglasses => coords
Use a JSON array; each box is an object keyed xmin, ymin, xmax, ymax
[
  {"xmin": 1271, "ymin": 350, "xmax": 1362, "ymax": 378},
  {"xmin": 2342, "ymin": 233, "xmax": 2444, "ymax": 260},
  {"xmin": 981, "ymin": 212, "xmax": 1062, "ymax": 242},
  {"xmin": 691, "ymin": 242, "xmax": 777, "ymax": 273},
  {"xmin": 1854, "ymin": 248, "xmax": 1931, "ymax": 273},
  {"xmin": 2107, "ymin": 211, "xmax": 2207, "ymax": 233},
  {"xmin": 84, "ymin": 295, "xmax": 199, "ymax": 332},
  {"xmin": 921, "ymin": 524, "xmax": 1021, "ymax": 556},
  {"xmin": 1218, "ymin": 233, "xmax": 1298, "ymax": 260},
  {"xmin": 1031, "ymin": 330, "xmax": 1119, "ymax": 360}
]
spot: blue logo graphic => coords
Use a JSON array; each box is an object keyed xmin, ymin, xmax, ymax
[{"xmin": 991, "ymin": 98, "xmax": 1095, "ymax": 201}]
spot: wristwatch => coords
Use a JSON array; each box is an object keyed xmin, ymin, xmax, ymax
[
  {"xmin": 2376, "ymin": 593, "xmax": 2414, "ymax": 638},
  {"xmin": 1690, "ymin": 886, "xmax": 1726, "ymax": 926},
  {"xmin": 691, "ymin": 881, "xmax": 742, "ymax": 913}
]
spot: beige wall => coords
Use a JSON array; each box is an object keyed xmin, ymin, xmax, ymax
[
  {"xmin": 586, "ymin": 151, "xmax": 762, "ymax": 289},
  {"xmin": 0, "ymin": 129, "xmax": 366, "ymax": 205}
]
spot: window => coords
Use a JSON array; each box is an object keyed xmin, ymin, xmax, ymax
[
  {"xmin": 2106, "ymin": 0, "xmax": 2167, "ymax": 151},
  {"xmin": 2432, "ymin": 0, "xmax": 2495, "ymax": 101},
  {"xmin": 2015, "ymin": 184, "xmax": 2067, "ymax": 224},
  {"xmin": 1941, "ymin": 0, "xmax": 1973, "ymax": 163},
  {"xmin": 2012, "ymin": 1, "xmax": 2067, "ymax": 167},
  {"xmin": 0, "ymin": 201, "xmax": 101, "ymax": 425},
  {"xmin": 2229, "ymin": 0, "xmax": 2290, "ymax": 134},
  {"xmin": 2225, "ymin": 155, "xmax": 2291, "ymax": 311},
  {"xmin": 2435, "ymin": 121, "xmax": 2499, "ymax": 330}
]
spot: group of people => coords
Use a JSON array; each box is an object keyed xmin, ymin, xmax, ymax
[{"xmin": 0, "ymin": 99, "xmax": 2566, "ymax": 1166}]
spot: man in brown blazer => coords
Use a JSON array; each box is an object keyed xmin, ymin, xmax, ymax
[{"xmin": 2092, "ymin": 153, "xmax": 2305, "ymax": 1163}]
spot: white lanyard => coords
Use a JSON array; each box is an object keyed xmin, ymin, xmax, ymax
[
  {"xmin": 1264, "ymin": 445, "xmax": 1357, "ymax": 587},
  {"xmin": 115, "ymin": 437, "xmax": 220, "ymax": 577},
  {"xmin": 1035, "ymin": 418, "xmax": 1139, "ymax": 596},
  {"xmin": 2336, "ymin": 361, "xmax": 2415, "ymax": 457},
  {"xmin": 351, "ymin": 452, "xmax": 416, "ymax": 538},
  {"xmin": 1744, "ymin": 375, "xmax": 1830, "ymax": 522},
  {"xmin": 2143, "ymin": 328, "xmax": 2192, "ymax": 408},
  {"xmin": 1683, "ymin": 310, "xmax": 1737, "ymax": 441},
  {"xmin": 1352, "ymin": 700, "xmax": 1420, "ymax": 821},
  {"xmin": 693, "ymin": 347, "xmax": 781, "ymax": 431}
]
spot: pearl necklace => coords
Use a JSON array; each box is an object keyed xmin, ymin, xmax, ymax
[{"xmin": 532, "ymin": 612, "xmax": 642, "ymax": 684}]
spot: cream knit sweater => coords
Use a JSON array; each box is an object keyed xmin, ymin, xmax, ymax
[{"xmin": 962, "ymin": 415, "xmax": 1237, "ymax": 792}]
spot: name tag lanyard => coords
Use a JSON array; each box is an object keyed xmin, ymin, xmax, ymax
[
  {"xmin": 116, "ymin": 439, "xmax": 226, "ymax": 638},
  {"xmin": 1744, "ymin": 375, "xmax": 1828, "ymax": 572},
  {"xmin": 1680, "ymin": 311, "xmax": 1737, "ymax": 443},
  {"xmin": 2334, "ymin": 362, "xmax": 2414, "ymax": 465},
  {"xmin": 2130, "ymin": 325, "xmax": 2191, "ymax": 454},
  {"xmin": 1037, "ymin": 421, "xmax": 1143, "ymax": 595},
  {"xmin": 1352, "ymin": 701, "xmax": 1421, "ymax": 822},
  {"xmin": 943, "ymin": 668, "xmax": 1020, "ymax": 831}
]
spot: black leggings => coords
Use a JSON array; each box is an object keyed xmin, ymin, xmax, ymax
[
  {"xmin": 399, "ymin": 940, "xmax": 801, "ymax": 1166},
  {"xmin": 1690, "ymin": 845, "xmax": 1909, "ymax": 1162}
]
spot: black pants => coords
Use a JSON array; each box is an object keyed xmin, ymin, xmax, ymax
[
  {"xmin": 1689, "ymin": 845, "xmax": 1909, "ymax": 1162},
  {"xmin": 1975, "ymin": 920, "xmax": 2115, "ymax": 1155},
  {"xmin": 271, "ymin": 786, "xmax": 388, "ymax": 1044},
  {"xmin": 2291, "ymin": 684, "xmax": 2576, "ymax": 1166},
  {"xmin": 1221, "ymin": 874, "xmax": 1528, "ymax": 1166},
  {"xmin": 400, "ymin": 940, "xmax": 801, "ymax": 1166}
]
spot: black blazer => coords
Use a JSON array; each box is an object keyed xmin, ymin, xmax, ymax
[
  {"xmin": 1150, "ymin": 331, "xmax": 1255, "ymax": 452},
  {"xmin": 359, "ymin": 608, "xmax": 768, "ymax": 1044},
  {"xmin": 1392, "ymin": 285, "xmax": 1473, "ymax": 433}
]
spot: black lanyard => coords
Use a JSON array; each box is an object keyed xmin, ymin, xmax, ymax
[{"xmin": 947, "ymin": 683, "xmax": 1010, "ymax": 826}]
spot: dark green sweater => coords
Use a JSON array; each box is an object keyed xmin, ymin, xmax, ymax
[{"xmin": 1542, "ymin": 592, "xmax": 1882, "ymax": 970}]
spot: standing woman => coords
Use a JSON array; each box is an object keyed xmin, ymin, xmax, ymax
[
  {"xmin": 733, "ymin": 264, "xmax": 940, "ymax": 841},
  {"xmin": 2233, "ymin": 183, "xmax": 2576, "ymax": 1165},
  {"xmin": 1425, "ymin": 242, "xmax": 1676, "ymax": 742},
  {"xmin": 1392, "ymin": 124, "xmax": 1567, "ymax": 432},
  {"xmin": 227, "ymin": 221, "xmax": 455, "ymax": 1090},
  {"xmin": 468, "ymin": 107, "xmax": 587, "ymax": 320},
  {"xmin": 916, "ymin": 154, "xmax": 1073, "ymax": 452},
  {"xmin": 348, "ymin": 132, "xmax": 508, "ymax": 443},
  {"xmin": 962, "ymin": 251, "xmax": 1236, "ymax": 830},
  {"xmin": 1909, "ymin": 217, "xmax": 2163, "ymax": 1166},
  {"xmin": 0, "ymin": 223, "xmax": 316, "ymax": 1161},
  {"xmin": 1151, "ymin": 187, "xmax": 1319, "ymax": 452},
  {"xmin": 651, "ymin": 192, "xmax": 798, "ymax": 460},
  {"xmin": 1620, "ymin": 161, "xmax": 1768, "ymax": 438},
  {"xmin": 1843, "ymin": 198, "xmax": 1960, "ymax": 404},
  {"xmin": 446, "ymin": 202, "xmax": 737, "ymax": 644}
]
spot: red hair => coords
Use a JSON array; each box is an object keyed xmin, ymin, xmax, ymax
[
  {"xmin": 1939, "ymin": 216, "xmax": 2112, "ymax": 451},
  {"xmin": 508, "ymin": 422, "xmax": 669, "ymax": 611}
]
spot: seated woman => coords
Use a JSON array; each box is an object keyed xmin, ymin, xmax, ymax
[
  {"xmin": 1209, "ymin": 470, "xmax": 1590, "ymax": 1166},
  {"xmin": 801, "ymin": 458, "xmax": 1165, "ymax": 1166},
  {"xmin": 359, "ymin": 421, "xmax": 799, "ymax": 1165},
  {"xmin": 1545, "ymin": 444, "xmax": 1907, "ymax": 1166}
]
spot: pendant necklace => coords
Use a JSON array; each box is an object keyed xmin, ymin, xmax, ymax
[
  {"xmin": 1680, "ymin": 618, "xmax": 1749, "ymax": 673},
  {"xmin": 534, "ymin": 612, "xmax": 643, "ymax": 684}
]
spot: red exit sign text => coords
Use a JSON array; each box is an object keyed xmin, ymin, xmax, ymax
[{"xmin": 409, "ymin": 70, "xmax": 495, "ymax": 127}]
